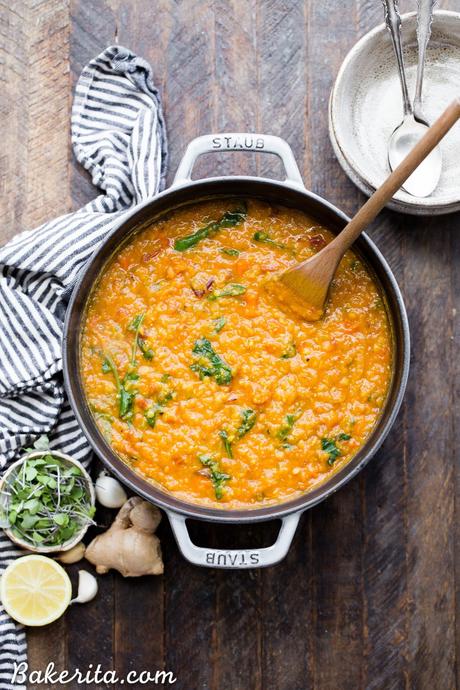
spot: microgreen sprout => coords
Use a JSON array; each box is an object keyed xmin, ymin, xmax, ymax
[{"xmin": 0, "ymin": 438, "xmax": 95, "ymax": 548}]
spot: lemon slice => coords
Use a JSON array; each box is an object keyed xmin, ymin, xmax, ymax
[{"xmin": 0, "ymin": 555, "xmax": 72, "ymax": 626}]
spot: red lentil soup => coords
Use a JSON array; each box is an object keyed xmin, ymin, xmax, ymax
[{"xmin": 81, "ymin": 199, "xmax": 392, "ymax": 508}]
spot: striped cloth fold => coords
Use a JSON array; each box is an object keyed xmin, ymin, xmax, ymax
[{"xmin": 0, "ymin": 45, "xmax": 167, "ymax": 689}]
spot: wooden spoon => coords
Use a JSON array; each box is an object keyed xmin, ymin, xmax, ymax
[{"xmin": 277, "ymin": 98, "xmax": 460, "ymax": 320}]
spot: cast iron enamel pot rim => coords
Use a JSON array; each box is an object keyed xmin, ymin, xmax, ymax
[{"xmin": 63, "ymin": 133, "xmax": 410, "ymax": 568}]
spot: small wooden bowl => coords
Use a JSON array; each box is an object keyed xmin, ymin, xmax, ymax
[{"xmin": 0, "ymin": 450, "xmax": 95, "ymax": 553}]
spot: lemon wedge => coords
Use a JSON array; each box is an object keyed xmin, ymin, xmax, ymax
[{"xmin": 0, "ymin": 555, "xmax": 72, "ymax": 626}]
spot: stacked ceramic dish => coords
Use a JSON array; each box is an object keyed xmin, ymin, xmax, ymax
[{"xmin": 329, "ymin": 10, "xmax": 460, "ymax": 216}]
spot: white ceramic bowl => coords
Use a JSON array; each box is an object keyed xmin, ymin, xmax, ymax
[
  {"xmin": 0, "ymin": 450, "xmax": 95, "ymax": 553},
  {"xmin": 329, "ymin": 10, "xmax": 460, "ymax": 215}
]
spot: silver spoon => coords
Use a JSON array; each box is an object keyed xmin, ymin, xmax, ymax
[
  {"xmin": 383, "ymin": 0, "xmax": 442, "ymax": 197},
  {"xmin": 414, "ymin": 0, "xmax": 438, "ymax": 122}
]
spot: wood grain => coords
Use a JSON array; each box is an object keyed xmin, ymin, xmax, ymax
[
  {"xmin": 451, "ymin": 210, "xmax": 460, "ymax": 690},
  {"xmin": 0, "ymin": 1, "xmax": 71, "ymax": 687},
  {"xmin": 0, "ymin": 0, "xmax": 458, "ymax": 689},
  {"xmin": 0, "ymin": 0, "xmax": 71, "ymax": 245},
  {"xmin": 113, "ymin": 564, "xmax": 164, "ymax": 687},
  {"xmin": 403, "ymin": 214, "xmax": 456, "ymax": 688}
]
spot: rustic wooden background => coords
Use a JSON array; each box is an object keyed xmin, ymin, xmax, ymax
[{"xmin": 1, "ymin": 0, "xmax": 459, "ymax": 688}]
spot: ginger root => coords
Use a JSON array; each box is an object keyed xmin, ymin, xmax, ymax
[{"xmin": 85, "ymin": 497, "xmax": 163, "ymax": 576}]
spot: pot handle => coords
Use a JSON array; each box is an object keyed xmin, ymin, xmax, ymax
[
  {"xmin": 172, "ymin": 133, "xmax": 304, "ymax": 188},
  {"xmin": 166, "ymin": 510, "xmax": 302, "ymax": 569}
]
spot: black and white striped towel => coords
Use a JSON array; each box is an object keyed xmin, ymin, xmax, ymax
[{"xmin": 0, "ymin": 45, "xmax": 167, "ymax": 689}]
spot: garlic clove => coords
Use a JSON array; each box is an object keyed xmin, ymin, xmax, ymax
[
  {"xmin": 95, "ymin": 472, "xmax": 127, "ymax": 508},
  {"xmin": 70, "ymin": 570, "xmax": 98, "ymax": 604},
  {"xmin": 55, "ymin": 542, "xmax": 86, "ymax": 564}
]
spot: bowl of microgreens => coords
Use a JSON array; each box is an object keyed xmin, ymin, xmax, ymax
[{"xmin": 0, "ymin": 439, "xmax": 96, "ymax": 553}]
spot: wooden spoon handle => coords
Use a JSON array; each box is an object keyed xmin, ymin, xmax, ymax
[{"xmin": 332, "ymin": 98, "xmax": 460, "ymax": 253}]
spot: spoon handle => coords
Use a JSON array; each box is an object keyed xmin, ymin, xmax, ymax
[
  {"xmin": 414, "ymin": 0, "xmax": 437, "ymax": 122},
  {"xmin": 382, "ymin": 0, "xmax": 412, "ymax": 117},
  {"xmin": 330, "ymin": 99, "xmax": 460, "ymax": 255}
]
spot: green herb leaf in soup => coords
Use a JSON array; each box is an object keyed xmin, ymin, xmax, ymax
[
  {"xmin": 119, "ymin": 387, "xmax": 135, "ymax": 420},
  {"xmin": 128, "ymin": 314, "xmax": 144, "ymax": 331},
  {"xmin": 191, "ymin": 338, "xmax": 233, "ymax": 385},
  {"xmin": 213, "ymin": 316, "xmax": 226, "ymax": 333},
  {"xmin": 321, "ymin": 438, "xmax": 341, "ymax": 465},
  {"xmin": 219, "ymin": 430, "xmax": 233, "ymax": 458},
  {"xmin": 101, "ymin": 353, "xmax": 138, "ymax": 421},
  {"xmin": 207, "ymin": 283, "xmax": 246, "ymax": 301},
  {"xmin": 198, "ymin": 454, "xmax": 231, "ymax": 500},
  {"xmin": 321, "ymin": 433, "xmax": 351, "ymax": 465},
  {"xmin": 174, "ymin": 206, "xmax": 247, "ymax": 252},
  {"xmin": 102, "ymin": 355, "xmax": 119, "ymax": 379},
  {"xmin": 128, "ymin": 313, "xmax": 145, "ymax": 366},
  {"xmin": 236, "ymin": 408, "xmax": 257, "ymax": 439},
  {"xmin": 144, "ymin": 391, "xmax": 174, "ymax": 429},
  {"xmin": 281, "ymin": 342, "xmax": 296, "ymax": 359},
  {"xmin": 219, "ymin": 409, "xmax": 256, "ymax": 459},
  {"xmin": 277, "ymin": 411, "xmax": 301, "ymax": 444},
  {"xmin": 128, "ymin": 313, "xmax": 154, "ymax": 363},
  {"xmin": 138, "ymin": 337, "xmax": 154, "ymax": 360},
  {"xmin": 219, "ymin": 247, "xmax": 240, "ymax": 257},
  {"xmin": 253, "ymin": 231, "xmax": 287, "ymax": 250}
]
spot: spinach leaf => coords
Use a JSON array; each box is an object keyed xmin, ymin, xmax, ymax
[
  {"xmin": 101, "ymin": 353, "xmax": 138, "ymax": 421},
  {"xmin": 322, "ymin": 433, "xmax": 351, "ymax": 465},
  {"xmin": 144, "ymin": 391, "xmax": 174, "ymax": 429},
  {"xmin": 128, "ymin": 314, "xmax": 144, "ymax": 331},
  {"xmin": 321, "ymin": 438, "xmax": 341, "ymax": 465},
  {"xmin": 219, "ymin": 430, "xmax": 233, "ymax": 458},
  {"xmin": 102, "ymin": 354, "xmax": 120, "ymax": 385},
  {"xmin": 128, "ymin": 313, "xmax": 154, "ymax": 363},
  {"xmin": 128, "ymin": 313, "xmax": 145, "ymax": 366},
  {"xmin": 213, "ymin": 316, "xmax": 226, "ymax": 333},
  {"xmin": 198, "ymin": 454, "xmax": 231, "ymax": 500},
  {"xmin": 236, "ymin": 408, "xmax": 257, "ymax": 439},
  {"xmin": 120, "ymin": 371, "xmax": 139, "ymax": 421},
  {"xmin": 144, "ymin": 403, "xmax": 162, "ymax": 428},
  {"xmin": 119, "ymin": 387, "xmax": 135, "ymax": 420},
  {"xmin": 277, "ymin": 411, "xmax": 301, "ymax": 444},
  {"xmin": 174, "ymin": 206, "xmax": 247, "ymax": 251},
  {"xmin": 207, "ymin": 283, "xmax": 246, "ymax": 301},
  {"xmin": 218, "ymin": 408, "xmax": 257, "ymax": 459},
  {"xmin": 191, "ymin": 338, "xmax": 233, "ymax": 385},
  {"xmin": 138, "ymin": 337, "xmax": 155, "ymax": 360},
  {"xmin": 253, "ymin": 231, "xmax": 287, "ymax": 249},
  {"xmin": 281, "ymin": 342, "xmax": 297, "ymax": 359}
]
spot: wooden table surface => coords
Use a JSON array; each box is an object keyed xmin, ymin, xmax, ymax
[{"xmin": 1, "ymin": 1, "xmax": 459, "ymax": 688}]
